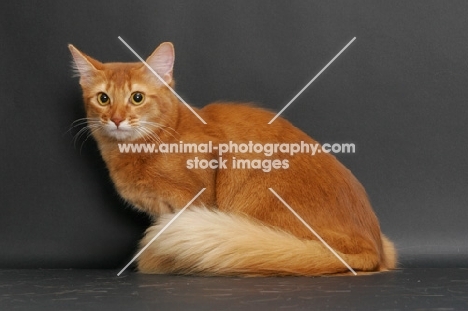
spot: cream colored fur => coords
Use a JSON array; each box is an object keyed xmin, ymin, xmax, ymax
[{"xmin": 137, "ymin": 207, "xmax": 394, "ymax": 276}]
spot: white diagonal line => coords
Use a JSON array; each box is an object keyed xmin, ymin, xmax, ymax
[
  {"xmin": 117, "ymin": 188, "xmax": 206, "ymax": 276},
  {"xmin": 118, "ymin": 36, "xmax": 207, "ymax": 125},
  {"xmin": 268, "ymin": 37, "xmax": 356, "ymax": 124},
  {"xmin": 268, "ymin": 188, "xmax": 357, "ymax": 275}
]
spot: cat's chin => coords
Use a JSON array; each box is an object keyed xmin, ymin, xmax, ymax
[{"xmin": 104, "ymin": 128, "xmax": 138, "ymax": 141}]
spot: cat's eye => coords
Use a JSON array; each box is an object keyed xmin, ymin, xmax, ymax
[
  {"xmin": 131, "ymin": 92, "xmax": 145, "ymax": 106},
  {"xmin": 97, "ymin": 93, "xmax": 110, "ymax": 106}
]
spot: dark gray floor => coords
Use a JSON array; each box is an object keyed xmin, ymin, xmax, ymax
[{"xmin": 1, "ymin": 269, "xmax": 467, "ymax": 310}]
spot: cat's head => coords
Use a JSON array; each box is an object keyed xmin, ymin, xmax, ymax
[{"xmin": 69, "ymin": 43, "xmax": 176, "ymax": 141}]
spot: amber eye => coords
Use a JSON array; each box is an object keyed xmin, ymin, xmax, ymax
[
  {"xmin": 131, "ymin": 92, "xmax": 145, "ymax": 105},
  {"xmin": 97, "ymin": 92, "xmax": 110, "ymax": 106}
]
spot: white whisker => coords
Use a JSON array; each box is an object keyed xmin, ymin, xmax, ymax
[
  {"xmin": 79, "ymin": 126, "xmax": 104, "ymax": 153},
  {"xmin": 140, "ymin": 120, "xmax": 180, "ymax": 141},
  {"xmin": 69, "ymin": 117, "xmax": 103, "ymax": 151}
]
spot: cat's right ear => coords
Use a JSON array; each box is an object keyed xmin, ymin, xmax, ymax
[
  {"xmin": 145, "ymin": 42, "xmax": 175, "ymax": 85},
  {"xmin": 68, "ymin": 44, "xmax": 102, "ymax": 87}
]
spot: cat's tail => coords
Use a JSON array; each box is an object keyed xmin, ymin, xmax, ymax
[{"xmin": 137, "ymin": 207, "xmax": 396, "ymax": 276}]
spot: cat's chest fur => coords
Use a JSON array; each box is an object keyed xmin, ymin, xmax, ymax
[{"xmin": 98, "ymin": 142, "xmax": 217, "ymax": 215}]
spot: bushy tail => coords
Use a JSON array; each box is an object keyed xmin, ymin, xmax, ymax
[{"xmin": 137, "ymin": 207, "xmax": 396, "ymax": 276}]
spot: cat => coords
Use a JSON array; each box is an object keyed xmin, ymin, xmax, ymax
[{"xmin": 69, "ymin": 42, "xmax": 396, "ymax": 276}]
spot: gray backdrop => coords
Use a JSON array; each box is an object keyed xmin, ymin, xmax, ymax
[{"xmin": 1, "ymin": 0, "xmax": 467, "ymax": 269}]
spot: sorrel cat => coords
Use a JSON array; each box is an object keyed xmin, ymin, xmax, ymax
[{"xmin": 69, "ymin": 42, "xmax": 396, "ymax": 276}]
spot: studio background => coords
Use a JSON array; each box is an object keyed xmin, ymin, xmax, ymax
[{"xmin": 1, "ymin": 0, "xmax": 467, "ymax": 269}]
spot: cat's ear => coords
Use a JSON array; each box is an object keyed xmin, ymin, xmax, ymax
[
  {"xmin": 145, "ymin": 42, "xmax": 175, "ymax": 85},
  {"xmin": 68, "ymin": 44, "xmax": 102, "ymax": 86}
]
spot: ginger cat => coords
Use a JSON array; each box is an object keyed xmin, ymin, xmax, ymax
[{"xmin": 69, "ymin": 42, "xmax": 396, "ymax": 276}]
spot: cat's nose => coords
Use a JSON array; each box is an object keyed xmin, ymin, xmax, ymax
[{"xmin": 111, "ymin": 117, "xmax": 123, "ymax": 127}]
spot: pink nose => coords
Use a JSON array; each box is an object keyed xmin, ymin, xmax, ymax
[{"xmin": 111, "ymin": 117, "xmax": 123, "ymax": 127}]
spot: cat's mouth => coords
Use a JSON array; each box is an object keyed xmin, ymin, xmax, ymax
[{"xmin": 104, "ymin": 122, "xmax": 136, "ymax": 141}]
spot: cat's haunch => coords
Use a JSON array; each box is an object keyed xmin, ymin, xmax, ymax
[{"xmin": 69, "ymin": 42, "xmax": 396, "ymax": 276}]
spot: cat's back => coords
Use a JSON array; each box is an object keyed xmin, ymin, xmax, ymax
[
  {"xmin": 200, "ymin": 102, "xmax": 310, "ymax": 142},
  {"xmin": 202, "ymin": 102, "xmax": 274, "ymax": 125}
]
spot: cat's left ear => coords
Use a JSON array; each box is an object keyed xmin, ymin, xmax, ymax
[
  {"xmin": 145, "ymin": 42, "xmax": 175, "ymax": 85},
  {"xmin": 68, "ymin": 44, "xmax": 103, "ymax": 87}
]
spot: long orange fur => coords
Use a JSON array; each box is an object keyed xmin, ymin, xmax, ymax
[{"xmin": 69, "ymin": 42, "xmax": 396, "ymax": 276}]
